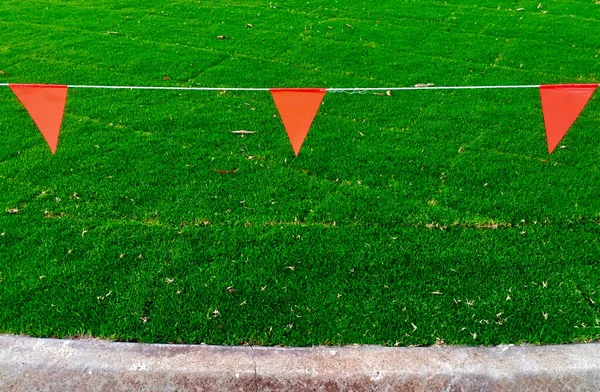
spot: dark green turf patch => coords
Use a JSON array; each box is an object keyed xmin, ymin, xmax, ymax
[{"xmin": 1, "ymin": 219, "xmax": 599, "ymax": 346}]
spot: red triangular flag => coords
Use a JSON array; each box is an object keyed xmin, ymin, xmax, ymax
[
  {"xmin": 540, "ymin": 84, "xmax": 598, "ymax": 154},
  {"xmin": 9, "ymin": 84, "xmax": 68, "ymax": 154},
  {"xmin": 270, "ymin": 88, "xmax": 326, "ymax": 156}
]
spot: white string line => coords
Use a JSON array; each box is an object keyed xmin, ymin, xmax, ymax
[
  {"xmin": 329, "ymin": 85, "xmax": 540, "ymax": 91},
  {"xmin": 69, "ymin": 85, "xmax": 271, "ymax": 91},
  {"xmin": 0, "ymin": 82, "xmax": 542, "ymax": 90}
]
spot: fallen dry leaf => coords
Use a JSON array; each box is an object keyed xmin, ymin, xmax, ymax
[
  {"xmin": 231, "ymin": 130, "xmax": 257, "ymax": 134},
  {"xmin": 0, "ymin": 70, "xmax": 11, "ymax": 76},
  {"xmin": 217, "ymin": 35, "xmax": 228, "ymax": 40},
  {"xmin": 163, "ymin": 76, "xmax": 171, "ymax": 81},
  {"xmin": 6, "ymin": 208, "xmax": 19, "ymax": 214},
  {"xmin": 214, "ymin": 168, "xmax": 239, "ymax": 174}
]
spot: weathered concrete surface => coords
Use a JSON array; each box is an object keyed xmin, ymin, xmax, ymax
[{"xmin": 1, "ymin": 335, "xmax": 599, "ymax": 391}]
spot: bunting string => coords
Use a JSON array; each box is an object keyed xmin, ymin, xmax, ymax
[
  {"xmin": 1, "ymin": 82, "xmax": 597, "ymax": 155},
  {"xmin": 1, "ymin": 82, "xmax": 541, "ymax": 91}
]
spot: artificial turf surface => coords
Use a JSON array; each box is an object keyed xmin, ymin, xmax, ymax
[{"xmin": 0, "ymin": 0, "xmax": 599, "ymax": 346}]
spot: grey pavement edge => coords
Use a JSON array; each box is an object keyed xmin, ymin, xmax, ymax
[{"xmin": 1, "ymin": 335, "xmax": 599, "ymax": 391}]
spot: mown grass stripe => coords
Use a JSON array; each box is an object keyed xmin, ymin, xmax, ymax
[{"xmin": 1, "ymin": 0, "xmax": 599, "ymax": 347}]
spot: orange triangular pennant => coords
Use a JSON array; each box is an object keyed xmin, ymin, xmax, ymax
[
  {"xmin": 270, "ymin": 88, "xmax": 326, "ymax": 156},
  {"xmin": 540, "ymin": 84, "xmax": 598, "ymax": 154},
  {"xmin": 9, "ymin": 84, "xmax": 68, "ymax": 154}
]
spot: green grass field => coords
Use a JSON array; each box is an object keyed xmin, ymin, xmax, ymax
[{"xmin": 1, "ymin": 0, "xmax": 599, "ymax": 346}]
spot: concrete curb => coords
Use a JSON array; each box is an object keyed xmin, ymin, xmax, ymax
[{"xmin": 1, "ymin": 335, "xmax": 599, "ymax": 391}]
